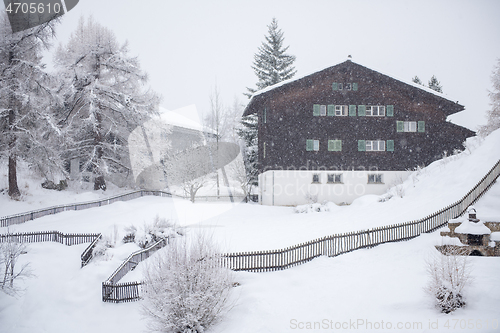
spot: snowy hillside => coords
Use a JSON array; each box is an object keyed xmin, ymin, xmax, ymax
[{"xmin": 0, "ymin": 130, "xmax": 499, "ymax": 333}]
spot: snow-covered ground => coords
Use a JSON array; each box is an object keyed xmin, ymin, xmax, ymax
[{"xmin": 0, "ymin": 130, "xmax": 499, "ymax": 332}]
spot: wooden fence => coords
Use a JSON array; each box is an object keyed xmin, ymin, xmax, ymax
[
  {"xmin": 102, "ymin": 238, "xmax": 169, "ymax": 303},
  {"xmin": 0, "ymin": 231, "xmax": 100, "ymax": 246},
  {"xmin": 0, "ymin": 191, "xmax": 245, "ymax": 228},
  {"xmin": 220, "ymin": 159, "xmax": 500, "ymax": 272},
  {"xmin": 0, "ymin": 190, "xmax": 172, "ymax": 228}
]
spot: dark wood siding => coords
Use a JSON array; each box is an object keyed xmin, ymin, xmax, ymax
[{"xmin": 247, "ymin": 61, "xmax": 475, "ymax": 173}]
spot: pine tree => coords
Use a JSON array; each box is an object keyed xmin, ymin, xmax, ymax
[
  {"xmin": 55, "ymin": 17, "xmax": 159, "ymax": 191},
  {"xmin": 0, "ymin": 13, "xmax": 62, "ymax": 199},
  {"xmin": 478, "ymin": 59, "xmax": 500, "ymax": 137},
  {"xmin": 412, "ymin": 76, "xmax": 423, "ymax": 85},
  {"xmin": 236, "ymin": 114, "xmax": 259, "ymax": 188},
  {"xmin": 246, "ymin": 18, "xmax": 296, "ymax": 97},
  {"xmin": 428, "ymin": 75, "xmax": 443, "ymax": 93}
]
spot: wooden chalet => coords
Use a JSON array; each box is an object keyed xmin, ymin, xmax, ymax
[{"xmin": 243, "ymin": 59, "xmax": 475, "ymax": 206}]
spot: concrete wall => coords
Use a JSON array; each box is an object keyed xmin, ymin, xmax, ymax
[{"xmin": 258, "ymin": 170, "xmax": 411, "ymax": 206}]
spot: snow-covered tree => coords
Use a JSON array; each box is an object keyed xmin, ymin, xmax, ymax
[
  {"xmin": 428, "ymin": 75, "xmax": 443, "ymax": 93},
  {"xmin": 142, "ymin": 234, "xmax": 234, "ymax": 333},
  {"xmin": 478, "ymin": 58, "xmax": 500, "ymax": 137},
  {"xmin": 426, "ymin": 247, "xmax": 471, "ymax": 313},
  {"xmin": 236, "ymin": 114, "xmax": 259, "ymax": 188},
  {"xmin": 246, "ymin": 18, "xmax": 296, "ymax": 97},
  {"xmin": 0, "ymin": 13, "xmax": 63, "ymax": 199},
  {"xmin": 1, "ymin": 238, "xmax": 32, "ymax": 296},
  {"xmin": 54, "ymin": 16, "xmax": 159, "ymax": 191},
  {"xmin": 412, "ymin": 75, "xmax": 423, "ymax": 85}
]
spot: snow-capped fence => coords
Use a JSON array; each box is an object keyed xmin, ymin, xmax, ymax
[
  {"xmin": 102, "ymin": 237, "xmax": 169, "ymax": 303},
  {"xmin": 0, "ymin": 230, "xmax": 100, "ymax": 246},
  {"xmin": 81, "ymin": 233, "xmax": 103, "ymax": 267},
  {"xmin": 0, "ymin": 190, "xmax": 244, "ymax": 228},
  {"xmin": 0, "ymin": 190, "xmax": 171, "ymax": 228},
  {"xmin": 221, "ymin": 159, "xmax": 500, "ymax": 272}
]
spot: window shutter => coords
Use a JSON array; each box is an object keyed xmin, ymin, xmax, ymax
[
  {"xmin": 332, "ymin": 82, "xmax": 338, "ymax": 91},
  {"xmin": 328, "ymin": 140, "xmax": 334, "ymax": 151},
  {"xmin": 306, "ymin": 139, "xmax": 314, "ymax": 151},
  {"xmin": 418, "ymin": 121, "xmax": 425, "ymax": 132},
  {"xmin": 386, "ymin": 140, "xmax": 394, "ymax": 152},
  {"xmin": 263, "ymin": 108, "xmax": 267, "ymax": 123},
  {"xmin": 397, "ymin": 121, "xmax": 404, "ymax": 132},
  {"xmin": 358, "ymin": 140, "xmax": 366, "ymax": 151},
  {"xmin": 327, "ymin": 105, "xmax": 335, "ymax": 116},
  {"xmin": 313, "ymin": 104, "xmax": 320, "ymax": 116},
  {"xmin": 386, "ymin": 105, "xmax": 394, "ymax": 117},
  {"xmin": 349, "ymin": 105, "xmax": 357, "ymax": 116},
  {"xmin": 352, "ymin": 82, "xmax": 358, "ymax": 91},
  {"xmin": 335, "ymin": 140, "xmax": 342, "ymax": 151},
  {"xmin": 358, "ymin": 105, "xmax": 366, "ymax": 116}
]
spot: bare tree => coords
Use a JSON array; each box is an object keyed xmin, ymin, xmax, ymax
[
  {"xmin": 228, "ymin": 158, "xmax": 252, "ymax": 202},
  {"xmin": 0, "ymin": 238, "xmax": 32, "ymax": 296},
  {"xmin": 142, "ymin": 233, "xmax": 234, "ymax": 333}
]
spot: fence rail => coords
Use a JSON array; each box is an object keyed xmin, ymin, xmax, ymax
[
  {"xmin": 0, "ymin": 230, "xmax": 100, "ymax": 246},
  {"xmin": 102, "ymin": 237, "xmax": 169, "ymax": 303},
  {"xmin": 220, "ymin": 159, "xmax": 500, "ymax": 272}
]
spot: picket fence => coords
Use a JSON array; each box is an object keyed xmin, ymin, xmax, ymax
[
  {"xmin": 220, "ymin": 159, "xmax": 500, "ymax": 272},
  {"xmin": 0, "ymin": 230, "xmax": 100, "ymax": 246},
  {"xmin": 102, "ymin": 238, "xmax": 169, "ymax": 303}
]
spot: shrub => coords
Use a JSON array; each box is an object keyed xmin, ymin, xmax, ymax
[
  {"xmin": 426, "ymin": 247, "xmax": 472, "ymax": 313},
  {"xmin": 136, "ymin": 216, "xmax": 182, "ymax": 249},
  {"xmin": 142, "ymin": 234, "xmax": 234, "ymax": 333}
]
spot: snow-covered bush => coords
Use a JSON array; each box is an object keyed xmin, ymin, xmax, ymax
[
  {"xmin": 426, "ymin": 247, "xmax": 472, "ymax": 313},
  {"xmin": 122, "ymin": 225, "xmax": 137, "ymax": 244},
  {"xmin": 135, "ymin": 216, "xmax": 182, "ymax": 249},
  {"xmin": 0, "ymin": 239, "xmax": 32, "ymax": 296},
  {"xmin": 294, "ymin": 202, "xmax": 339, "ymax": 213},
  {"xmin": 142, "ymin": 234, "xmax": 234, "ymax": 333},
  {"xmin": 92, "ymin": 236, "xmax": 113, "ymax": 260}
]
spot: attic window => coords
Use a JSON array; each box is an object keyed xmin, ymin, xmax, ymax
[{"xmin": 345, "ymin": 83, "xmax": 351, "ymax": 90}]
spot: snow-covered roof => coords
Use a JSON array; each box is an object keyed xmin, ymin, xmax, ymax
[
  {"xmin": 158, "ymin": 105, "xmax": 215, "ymax": 134},
  {"xmin": 454, "ymin": 220, "xmax": 491, "ymax": 235},
  {"xmin": 249, "ymin": 59, "xmax": 462, "ymax": 106}
]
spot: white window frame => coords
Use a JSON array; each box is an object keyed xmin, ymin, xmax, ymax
[
  {"xmin": 335, "ymin": 105, "xmax": 348, "ymax": 116},
  {"xmin": 313, "ymin": 140, "xmax": 319, "ymax": 151},
  {"xmin": 366, "ymin": 105, "xmax": 386, "ymax": 117},
  {"xmin": 320, "ymin": 105, "xmax": 327, "ymax": 116},
  {"xmin": 404, "ymin": 121, "xmax": 417, "ymax": 132},
  {"xmin": 365, "ymin": 140, "xmax": 386, "ymax": 151}
]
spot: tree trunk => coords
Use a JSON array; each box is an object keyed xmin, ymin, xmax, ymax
[{"xmin": 8, "ymin": 154, "xmax": 20, "ymax": 198}]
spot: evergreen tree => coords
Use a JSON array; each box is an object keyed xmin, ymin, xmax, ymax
[
  {"xmin": 55, "ymin": 17, "xmax": 159, "ymax": 191},
  {"xmin": 246, "ymin": 18, "xmax": 296, "ymax": 97},
  {"xmin": 478, "ymin": 59, "xmax": 500, "ymax": 137},
  {"xmin": 0, "ymin": 13, "xmax": 62, "ymax": 199},
  {"xmin": 428, "ymin": 75, "xmax": 443, "ymax": 93},
  {"xmin": 412, "ymin": 76, "xmax": 423, "ymax": 85},
  {"xmin": 236, "ymin": 114, "xmax": 259, "ymax": 188}
]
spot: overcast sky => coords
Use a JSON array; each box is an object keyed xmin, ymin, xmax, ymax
[{"xmin": 39, "ymin": 0, "xmax": 500, "ymax": 131}]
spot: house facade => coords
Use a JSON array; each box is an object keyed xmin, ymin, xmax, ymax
[{"xmin": 243, "ymin": 60, "xmax": 475, "ymax": 205}]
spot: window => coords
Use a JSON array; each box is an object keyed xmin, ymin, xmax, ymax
[
  {"xmin": 328, "ymin": 140, "xmax": 342, "ymax": 151},
  {"xmin": 327, "ymin": 174, "xmax": 342, "ymax": 184},
  {"xmin": 306, "ymin": 139, "xmax": 319, "ymax": 151},
  {"xmin": 365, "ymin": 140, "xmax": 386, "ymax": 151},
  {"xmin": 404, "ymin": 121, "xmax": 417, "ymax": 132},
  {"xmin": 312, "ymin": 174, "xmax": 321, "ymax": 184},
  {"xmin": 332, "ymin": 82, "xmax": 358, "ymax": 91},
  {"xmin": 335, "ymin": 105, "xmax": 348, "ymax": 116},
  {"xmin": 368, "ymin": 174, "xmax": 384, "ymax": 184},
  {"xmin": 345, "ymin": 83, "xmax": 351, "ymax": 90},
  {"xmin": 397, "ymin": 121, "xmax": 419, "ymax": 132},
  {"xmin": 320, "ymin": 105, "xmax": 327, "ymax": 116},
  {"xmin": 366, "ymin": 105, "xmax": 385, "ymax": 116}
]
